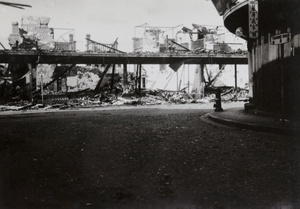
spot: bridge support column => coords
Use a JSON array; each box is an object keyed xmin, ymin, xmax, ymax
[
  {"xmin": 138, "ymin": 64, "xmax": 142, "ymax": 95},
  {"xmin": 122, "ymin": 64, "xmax": 127, "ymax": 93},
  {"xmin": 134, "ymin": 65, "xmax": 137, "ymax": 91},
  {"xmin": 27, "ymin": 63, "xmax": 37, "ymax": 102},
  {"xmin": 187, "ymin": 65, "xmax": 190, "ymax": 94},
  {"xmin": 110, "ymin": 65, "xmax": 115, "ymax": 93},
  {"xmin": 135, "ymin": 64, "xmax": 142, "ymax": 95},
  {"xmin": 199, "ymin": 64, "xmax": 205, "ymax": 98},
  {"xmin": 234, "ymin": 64, "xmax": 237, "ymax": 90}
]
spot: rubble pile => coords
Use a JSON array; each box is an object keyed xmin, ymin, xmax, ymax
[
  {"xmin": 0, "ymin": 86, "xmax": 249, "ymax": 112},
  {"xmin": 126, "ymin": 48, "xmax": 247, "ymax": 56},
  {"xmin": 220, "ymin": 87, "xmax": 249, "ymax": 102}
]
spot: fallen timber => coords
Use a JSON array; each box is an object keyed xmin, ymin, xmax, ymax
[{"xmin": 0, "ymin": 50, "xmax": 248, "ymax": 65}]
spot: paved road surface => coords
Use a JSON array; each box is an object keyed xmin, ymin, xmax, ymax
[{"xmin": 0, "ymin": 104, "xmax": 299, "ymax": 209}]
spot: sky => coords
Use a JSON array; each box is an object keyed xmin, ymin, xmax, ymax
[{"xmin": 0, "ymin": 0, "xmax": 223, "ymax": 51}]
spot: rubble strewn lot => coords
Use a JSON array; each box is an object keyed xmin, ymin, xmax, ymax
[{"xmin": 0, "ymin": 88, "xmax": 248, "ymax": 112}]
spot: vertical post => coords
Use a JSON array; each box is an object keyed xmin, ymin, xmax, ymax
[
  {"xmin": 122, "ymin": 64, "xmax": 128, "ymax": 93},
  {"xmin": 27, "ymin": 63, "xmax": 33, "ymax": 101},
  {"xmin": 138, "ymin": 64, "xmax": 142, "ymax": 95},
  {"xmin": 179, "ymin": 64, "xmax": 184, "ymax": 91},
  {"xmin": 135, "ymin": 64, "xmax": 138, "ymax": 91},
  {"xmin": 110, "ymin": 64, "xmax": 115, "ymax": 93},
  {"xmin": 187, "ymin": 65, "xmax": 190, "ymax": 94},
  {"xmin": 234, "ymin": 64, "xmax": 238, "ymax": 90},
  {"xmin": 176, "ymin": 70, "xmax": 179, "ymax": 91},
  {"xmin": 252, "ymin": 42, "xmax": 256, "ymax": 105},
  {"xmin": 247, "ymin": 41, "xmax": 254, "ymax": 103},
  {"xmin": 27, "ymin": 63, "xmax": 37, "ymax": 102},
  {"xmin": 32, "ymin": 64, "xmax": 37, "ymax": 101},
  {"xmin": 280, "ymin": 43, "xmax": 285, "ymax": 126},
  {"xmin": 41, "ymin": 74, "xmax": 44, "ymax": 105},
  {"xmin": 214, "ymin": 88, "xmax": 223, "ymax": 112},
  {"xmin": 200, "ymin": 64, "xmax": 205, "ymax": 98}
]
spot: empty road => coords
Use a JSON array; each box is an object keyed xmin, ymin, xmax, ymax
[{"xmin": 0, "ymin": 104, "xmax": 299, "ymax": 209}]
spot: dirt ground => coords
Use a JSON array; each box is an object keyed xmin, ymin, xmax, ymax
[{"xmin": 0, "ymin": 103, "xmax": 299, "ymax": 209}]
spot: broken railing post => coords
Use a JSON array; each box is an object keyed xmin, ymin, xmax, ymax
[{"xmin": 214, "ymin": 88, "xmax": 223, "ymax": 112}]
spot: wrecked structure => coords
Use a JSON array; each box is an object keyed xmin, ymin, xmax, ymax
[
  {"xmin": 132, "ymin": 23, "xmax": 248, "ymax": 99},
  {"xmin": 0, "ymin": 16, "xmax": 248, "ymax": 110},
  {"xmin": 8, "ymin": 16, "xmax": 76, "ymax": 51},
  {"xmin": 1, "ymin": 16, "xmax": 77, "ymax": 103}
]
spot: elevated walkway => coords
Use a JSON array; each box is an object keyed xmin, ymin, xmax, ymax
[{"xmin": 0, "ymin": 50, "xmax": 248, "ymax": 65}]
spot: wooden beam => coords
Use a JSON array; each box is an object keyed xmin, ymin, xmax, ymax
[
  {"xmin": 85, "ymin": 38, "xmax": 125, "ymax": 54},
  {"xmin": 95, "ymin": 64, "xmax": 111, "ymax": 92},
  {"xmin": 170, "ymin": 40, "xmax": 190, "ymax": 51}
]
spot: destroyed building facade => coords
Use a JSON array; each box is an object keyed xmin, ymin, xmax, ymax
[
  {"xmin": 8, "ymin": 16, "xmax": 76, "ymax": 51},
  {"xmin": 1, "ymin": 15, "xmax": 248, "ymax": 105},
  {"xmin": 132, "ymin": 23, "xmax": 248, "ymax": 98}
]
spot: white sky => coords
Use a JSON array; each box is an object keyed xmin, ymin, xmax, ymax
[{"xmin": 0, "ymin": 0, "xmax": 223, "ymax": 51}]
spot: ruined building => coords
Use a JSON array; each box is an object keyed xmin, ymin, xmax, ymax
[
  {"xmin": 2, "ymin": 16, "xmax": 76, "ymax": 101},
  {"xmin": 132, "ymin": 23, "xmax": 248, "ymax": 98},
  {"xmin": 8, "ymin": 16, "xmax": 76, "ymax": 51}
]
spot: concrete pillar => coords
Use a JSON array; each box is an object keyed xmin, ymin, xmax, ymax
[
  {"xmin": 192, "ymin": 64, "xmax": 205, "ymax": 99},
  {"xmin": 69, "ymin": 33, "xmax": 74, "ymax": 42},
  {"xmin": 69, "ymin": 33, "xmax": 75, "ymax": 51},
  {"xmin": 12, "ymin": 22, "xmax": 19, "ymax": 34},
  {"xmin": 9, "ymin": 22, "xmax": 20, "ymax": 49}
]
